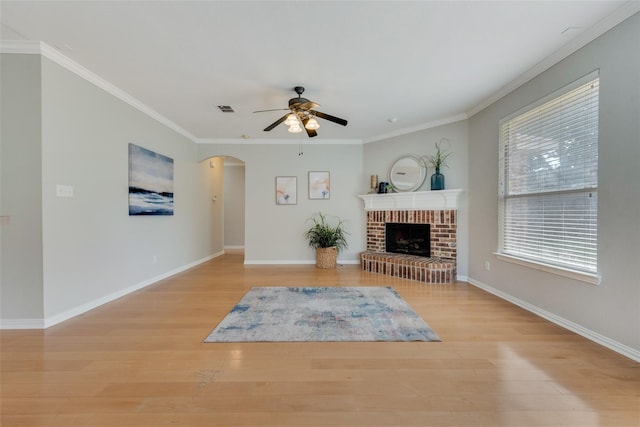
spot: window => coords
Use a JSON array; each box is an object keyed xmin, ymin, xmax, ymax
[{"xmin": 499, "ymin": 71, "xmax": 599, "ymax": 278}]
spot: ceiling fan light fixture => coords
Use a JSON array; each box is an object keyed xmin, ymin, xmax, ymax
[
  {"xmin": 284, "ymin": 113, "xmax": 298, "ymax": 126},
  {"xmin": 288, "ymin": 123, "xmax": 302, "ymax": 133},
  {"xmin": 305, "ymin": 117, "xmax": 320, "ymax": 130},
  {"xmin": 256, "ymin": 86, "xmax": 347, "ymax": 137}
]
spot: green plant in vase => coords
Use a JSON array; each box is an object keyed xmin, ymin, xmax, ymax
[
  {"xmin": 425, "ymin": 139, "xmax": 452, "ymax": 190},
  {"xmin": 304, "ymin": 212, "xmax": 349, "ymax": 269}
]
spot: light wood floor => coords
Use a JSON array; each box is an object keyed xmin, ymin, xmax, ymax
[{"xmin": 1, "ymin": 252, "xmax": 638, "ymax": 427}]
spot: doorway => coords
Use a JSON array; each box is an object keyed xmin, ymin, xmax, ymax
[{"xmin": 221, "ymin": 156, "xmax": 245, "ymax": 255}]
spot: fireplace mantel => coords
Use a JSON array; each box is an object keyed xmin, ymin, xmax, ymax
[{"xmin": 357, "ymin": 189, "xmax": 462, "ymax": 211}]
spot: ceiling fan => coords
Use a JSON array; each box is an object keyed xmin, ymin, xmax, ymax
[{"xmin": 254, "ymin": 86, "xmax": 348, "ymax": 138}]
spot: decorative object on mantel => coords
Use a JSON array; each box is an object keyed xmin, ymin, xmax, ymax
[
  {"xmin": 304, "ymin": 212, "xmax": 349, "ymax": 269},
  {"xmin": 377, "ymin": 181, "xmax": 391, "ymax": 194},
  {"xmin": 388, "ymin": 154, "xmax": 427, "ymax": 192},
  {"xmin": 369, "ymin": 175, "xmax": 378, "ymax": 193},
  {"xmin": 425, "ymin": 138, "xmax": 452, "ymax": 190}
]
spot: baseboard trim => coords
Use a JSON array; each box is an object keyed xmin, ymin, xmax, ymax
[
  {"xmin": 0, "ymin": 318, "xmax": 45, "ymax": 329},
  {"xmin": 244, "ymin": 259, "xmax": 360, "ymax": 265},
  {"xmin": 244, "ymin": 260, "xmax": 314, "ymax": 265},
  {"xmin": 467, "ymin": 277, "xmax": 640, "ymax": 363},
  {"xmin": 0, "ymin": 252, "xmax": 223, "ymax": 330},
  {"xmin": 224, "ymin": 245, "xmax": 245, "ymax": 250}
]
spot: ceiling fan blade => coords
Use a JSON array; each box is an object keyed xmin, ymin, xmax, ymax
[
  {"xmin": 253, "ymin": 108, "xmax": 289, "ymax": 113},
  {"xmin": 301, "ymin": 118, "xmax": 318, "ymax": 138},
  {"xmin": 313, "ymin": 111, "xmax": 348, "ymax": 126},
  {"xmin": 264, "ymin": 114, "xmax": 289, "ymax": 131}
]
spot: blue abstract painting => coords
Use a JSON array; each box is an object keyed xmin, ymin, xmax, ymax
[{"xmin": 128, "ymin": 143, "xmax": 174, "ymax": 216}]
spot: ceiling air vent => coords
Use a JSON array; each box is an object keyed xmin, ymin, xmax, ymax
[{"xmin": 217, "ymin": 105, "xmax": 235, "ymax": 113}]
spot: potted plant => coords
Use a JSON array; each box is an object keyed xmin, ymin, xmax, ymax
[
  {"xmin": 425, "ymin": 139, "xmax": 452, "ymax": 190},
  {"xmin": 304, "ymin": 212, "xmax": 349, "ymax": 269}
]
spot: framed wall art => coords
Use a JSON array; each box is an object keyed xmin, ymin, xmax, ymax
[
  {"xmin": 128, "ymin": 143, "xmax": 174, "ymax": 216},
  {"xmin": 308, "ymin": 171, "xmax": 330, "ymax": 199},
  {"xmin": 275, "ymin": 176, "xmax": 297, "ymax": 205}
]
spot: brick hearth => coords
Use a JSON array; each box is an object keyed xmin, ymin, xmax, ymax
[
  {"xmin": 360, "ymin": 252, "xmax": 456, "ymax": 283},
  {"xmin": 360, "ymin": 209, "xmax": 457, "ymax": 284},
  {"xmin": 357, "ymin": 190, "xmax": 462, "ymax": 285}
]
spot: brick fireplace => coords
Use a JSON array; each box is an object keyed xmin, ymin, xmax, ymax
[{"xmin": 357, "ymin": 190, "xmax": 462, "ymax": 284}]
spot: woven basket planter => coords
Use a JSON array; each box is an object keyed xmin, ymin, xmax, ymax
[{"xmin": 316, "ymin": 246, "xmax": 338, "ymax": 269}]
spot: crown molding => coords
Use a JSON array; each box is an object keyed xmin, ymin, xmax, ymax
[
  {"xmin": 1, "ymin": 40, "xmax": 199, "ymax": 144},
  {"xmin": 362, "ymin": 113, "xmax": 468, "ymax": 144},
  {"xmin": 196, "ymin": 137, "xmax": 363, "ymax": 145},
  {"xmin": 466, "ymin": 1, "xmax": 640, "ymax": 118}
]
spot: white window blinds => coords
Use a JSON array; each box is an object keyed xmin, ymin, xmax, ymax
[{"xmin": 499, "ymin": 72, "xmax": 599, "ymax": 274}]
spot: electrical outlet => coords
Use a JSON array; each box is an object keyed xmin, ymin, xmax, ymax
[
  {"xmin": 484, "ymin": 261, "xmax": 491, "ymax": 271},
  {"xmin": 152, "ymin": 256, "xmax": 158, "ymax": 264},
  {"xmin": 56, "ymin": 184, "xmax": 74, "ymax": 197}
]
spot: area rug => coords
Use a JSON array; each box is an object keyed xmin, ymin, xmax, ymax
[{"xmin": 204, "ymin": 286, "xmax": 440, "ymax": 342}]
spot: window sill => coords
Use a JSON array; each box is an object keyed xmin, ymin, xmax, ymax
[{"xmin": 493, "ymin": 253, "xmax": 600, "ymax": 285}]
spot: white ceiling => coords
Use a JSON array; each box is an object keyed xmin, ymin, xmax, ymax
[{"xmin": 1, "ymin": 1, "xmax": 637, "ymax": 143}]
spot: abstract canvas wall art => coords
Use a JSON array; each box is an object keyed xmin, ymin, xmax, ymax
[
  {"xmin": 308, "ymin": 171, "xmax": 330, "ymax": 199},
  {"xmin": 276, "ymin": 176, "xmax": 296, "ymax": 205},
  {"xmin": 128, "ymin": 143, "xmax": 174, "ymax": 215}
]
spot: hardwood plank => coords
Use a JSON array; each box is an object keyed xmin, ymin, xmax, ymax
[{"xmin": 1, "ymin": 253, "xmax": 638, "ymax": 426}]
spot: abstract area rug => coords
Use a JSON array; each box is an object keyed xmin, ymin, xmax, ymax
[{"xmin": 204, "ymin": 286, "xmax": 440, "ymax": 342}]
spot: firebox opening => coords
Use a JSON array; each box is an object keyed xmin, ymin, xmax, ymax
[{"xmin": 385, "ymin": 223, "xmax": 431, "ymax": 257}]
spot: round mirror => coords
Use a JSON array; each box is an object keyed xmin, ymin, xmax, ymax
[{"xmin": 389, "ymin": 155, "xmax": 427, "ymax": 192}]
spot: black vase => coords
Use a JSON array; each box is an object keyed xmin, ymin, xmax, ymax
[{"xmin": 431, "ymin": 169, "xmax": 444, "ymax": 190}]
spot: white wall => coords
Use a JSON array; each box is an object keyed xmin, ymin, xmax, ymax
[
  {"xmin": 223, "ymin": 161, "xmax": 245, "ymax": 248},
  {"xmin": 362, "ymin": 121, "xmax": 470, "ymax": 278},
  {"xmin": 467, "ymin": 13, "xmax": 640, "ymax": 356},
  {"xmin": 1, "ymin": 52, "xmax": 222, "ymax": 326},
  {"xmin": 198, "ymin": 143, "xmax": 365, "ymax": 264},
  {"xmin": 0, "ymin": 54, "xmax": 44, "ymax": 323}
]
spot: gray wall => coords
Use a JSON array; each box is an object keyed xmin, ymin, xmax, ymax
[
  {"xmin": 468, "ymin": 13, "xmax": 640, "ymax": 354},
  {"xmin": 1, "ymin": 54, "xmax": 44, "ymax": 323},
  {"xmin": 198, "ymin": 143, "xmax": 365, "ymax": 264},
  {"xmin": 363, "ymin": 121, "xmax": 470, "ymax": 278},
  {"xmin": 1, "ymin": 53, "xmax": 222, "ymax": 325}
]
